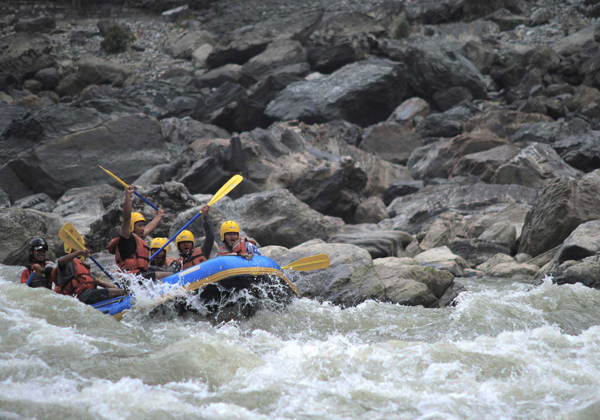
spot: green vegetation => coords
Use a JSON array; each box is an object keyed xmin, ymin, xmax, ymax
[
  {"xmin": 391, "ymin": 13, "xmax": 411, "ymax": 39},
  {"xmin": 101, "ymin": 26, "xmax": 133, "ymax": 54}
]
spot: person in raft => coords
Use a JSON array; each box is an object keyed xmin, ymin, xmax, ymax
[
  {"xmin": 20, "ymin": 237, "xmax": 56, "ymax": 289},
  {"xmin": 52, "ymin": 240, "xmax": 127, "ymax": 305},
  {"xmin": 215, "ymin": 221, "xmax": 261, "ymax": 259},
  {"xmin": 174, "ymin": 205, "xmax": 214, "ymax": 272},
  {"xmin": 148, "ymin": 237, "xmax": 177, "ymax": 272},
  {"xmin": 108, "ymin": 185, "xmax": 170, "ymax": 281}
]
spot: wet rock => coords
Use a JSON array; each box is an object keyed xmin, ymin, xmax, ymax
[
  {"xmin": 519, "ymin": 170, "xmax": 600, "ymax": 257},
  {"xmin": 328, "ymin": 224, "xmax": 412, "ymax": 258},
  {"xmin": 359, "ymin": 122, "xmax": 424, "ymax": 165},
  {"xmin": 476, "ymin": 253, "xmax": 539, "ymax": 277},
  {"xmin": 414, "ymin": 246, "xmax": 470, "ymax": 276},
  {"xmin": 0, "ymin": 114, "xmax": 171, "ymax": 201},
  {"xmin": 0, "ymin": 208, "xmax": 63, "ymax": 266},
  {"xmin": 551, "ymin": 257, "xmax": 600, "ymax": 290},
  {"xmin": 275, "ymin": 240, "xmax": 384, "ymax": 307},
  {"xmin": 13, "ymin": 193, "xmax": 57, "ymax": 213},
  {"xmin": 0, "ymin": 33, "xmax": 55, "ymax": 82},
  {"xmin": 374, "ymin": 257, "xmax": 454, "ymax": 307},
  {"xmin": 265, "ymin": 58, "xmax": 408, "ymax": 127},
  {"xmin": 492, "ymin": 143, "xmax": 583, "ymax": 189},
  {"xmin": 353, "ymin": 197, "xmax": 390, "ymax": 224}
]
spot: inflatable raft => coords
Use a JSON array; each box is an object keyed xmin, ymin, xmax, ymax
[{"xmin": 92, "ymin": 255, "xmax": 299, "ymax": 321}]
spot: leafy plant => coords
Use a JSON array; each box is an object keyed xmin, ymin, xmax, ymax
[{"xmin": 101, "ymin": 25, "xmax": 133, "ymax": 54}]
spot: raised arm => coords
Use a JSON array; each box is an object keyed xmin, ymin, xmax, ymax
[
  {"xmin": 143, "ymin": 208, "xmax": 165, "ymax": 239},
  {"xmin": 119, "ymin": 185, "xmax": 134, "ymax": 239},
  {"xmin": 200, "ymin": 205, "xmax": 214, "ymax": 257},
  {"xmin": 58, "ymin": 249, "xmax": 89, "ymax": 267}
]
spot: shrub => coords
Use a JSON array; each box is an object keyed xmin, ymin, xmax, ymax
[
  {"xmin": 391, "ymin": 13, "xmax": 411, "ymax": 39},
  {"xmin": 101, "ymin": 25, "xmax": 133, "ymax": 54}
]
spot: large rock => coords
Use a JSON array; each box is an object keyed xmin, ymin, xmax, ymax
[
  {"xmin": 0, "ymin": 33, "xmax": 55, "ymax": 82},
  {"xmin": 265, "ymin": 59, "xmax": 408, "ymax": 127},
  {"xmin": 359, "ymin": 122, "xmax": 423, "ymax": 165},
  {"xmin": 0, "ymin": 187, "xmax": 10, "ymax": 207},
  {"xmin": 160, "ymin": 117, "xmax": 230, "ymax": 148},
  {"xmin": 272, "ymin": 240, "xmax": 385, "ymax": 307},
  {"xmin": 374, "ymin": 257, "xmax": 454, "ymax": 307},
  {"xmin": 414, "ymin": 246, "xmax": 470, "ymax": 276},
  {"xmin": 387, "ymin": 97, "xmax": 431, "ymax": 125},
  {"xmin": 452, "ymin": 144, "xmax": 521, "ymax": 182},
  {"xmin": 551, "ymin": 257, "xmax": 600, "ymax": 290},
  {"xmin": 353, "ymin": 197, "xmax": 390, "ymax": 224},
  {"xmin": 14, "ymin": 17, "xmax": 56, "ymax": 33},
  {"xmin": 552, "ymin": 131, "xmax": 600, "ymax": 173},
  {"xmin": 548, "ymin": 220, "xmax": 600, "ymax": 268},
  {"xmin": 0, "ymin": 103, "xmax": 27, "ymax": 135},
  {"xmin": 164, "ymin": 30, "xmax": 214, "ymax": 59},
  {"xmin": 476, "ymin": 254, "xmax": 539, "ymax": 278},
  {"xmin": 241, "ymin": 39, "xmax": 307, "ymax": 83},
  {"xmin": 318, "ymin": 12, "xmax": 385, "ymax": 40},
  {"xmin": 379, "ymin": 40, "xmax": 488, "ymax": 102},
  {"xmin": 13, "ymin": 193, "xmax": 57, "ymax": 213},
  {"xmin": 327, "ymin": 224, "xmax": 413, "ymax": 259},
  {"xmin": 492, "ymin": 143, "xmax": 584, "ymax": 189},
  {"xmin": 307, "ymin": 36, "xmax": 370, "ymax": 74},
  {"xmin": 173, "ymin": 189, "xmax": 345, "ymax": 249},
  {"xmin": 519, "ymin": 170, "xmax": 600, "ymax": 257},
  {"xmin": 0, "ymin": 208, "xmax": 63, "ymax": 266},
  {"xmin": 0, "ymin": 114, "xmax": 171, "ymax": 201},
  {"xmin": 206, "ymin": 28, "xmax": 274, "ymax": 69},
  {"xmin": 56, "ymin": 55, "xmax": 132, "ymax": 97}
]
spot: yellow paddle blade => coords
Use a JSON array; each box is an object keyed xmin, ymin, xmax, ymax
[
  {"xmin": 281, "ymin": 254, "xmax": 330, "ymax": 271},
  {"xmin": 99, "ymin": 166, "xmax": 129, "ymax": 188},
  {"xmin": 58, "ymin": 222, "xmax": 86, "ymax": 252},
  {"xmin": 207, "ymin": 175, "xmax": 244, "ymax": 206}
]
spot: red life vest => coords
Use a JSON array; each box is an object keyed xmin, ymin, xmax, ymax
[
  {"xmin": 51, "ymin": 259, "xmax": 96, "ymax": 297},
  {"xmin": 20, "ymin": 261, "xmax": 53, "ymax": 289},
  {"xmin": 216, "ymin": 238, "xmax": 257, "ymax": 256},
  {"xmin": 108, "ymin": 235, "xmax": 149, "ymax": 274},
  {"xmin": 177, "ymin": 248, "xmax": 207, "ymax": 271}
]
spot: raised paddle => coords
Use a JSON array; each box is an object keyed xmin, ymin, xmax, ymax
[
  {"xmin": 149, "ymin": 175, "xmax": 244, "ymax": 262},
  {"xmin": 58, "ymin": 222, "xmax": 122, "ymax": 288},
  {"xmin": 99, "ymin": 166, "xmax": 159, "ymax": 211},
  {"xmin": 281, "ymin": 254, "xmax": 330, "ymax": 271}
]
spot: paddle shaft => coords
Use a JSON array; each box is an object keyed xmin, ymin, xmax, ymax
[
  {"xmin": 133, "ymin": 190, "xmax": 159, "ymax": 211},
  {"xmin": 100, "ymin": 166, "xmax": 159, "ymax": 211},
  {"xmin": 88, "ymin": 255, "xmax": 121, "ymax": 288},
  {"xmin": 149, "ymin": 211, "xmax": 203, "ymax": 262}
]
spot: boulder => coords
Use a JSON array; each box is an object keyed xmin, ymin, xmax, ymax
[
  {"xmin": 196, "ymin": 64, "xmax": 244, "ymax": 88},
  {"xmin": 13, "ymin": 193, "xmax": 57, "ymax": 213},
  {"xmin": 383, "ymin": 180, "xmax": 424, "ymax": 205},
  {"xmin": 493, "ymin": 143, "xmax": 583, "ymax": 189},
  {"xmin": 191, "ymin": 44, "xmax": 214, "ymax": 69},
  {"xmin": 432, "ymin": 86, "xmax": 474, "ymax": 111},
  {"xmin": 0, "ymin": 208, "xmax": 63, "ymax": 266},
  {"xmin": 551, "ymin": 257, "xmax": 600, "ymax": 290},
  {"xmin": 452, "ymin": 144, "xmax": 521, "ymax": 182},
  {"xmin": 241, "ymin": 39, "xmax": 307, "ymax": 84},
  {"xmin": 553, "ymin": 131, "xmax": 600, "ymax": 173},
  {"xmin": 265, "ymin": 59, "xmax": 408, "ymax": 127},
  {"xmin": 160, "ymin": 117, "xmax": 230, "ymax": 148},
  {"xmin": 359, "ymin": 122, "xmax": 424, "ymax": 165},
  {"xmin": 353, "ymin": 197, "xmax": 390, "ymax": 224},
  {"xmin": 274, "ymin": 240, "xmax": 385, "ymax": 307},
  {"xmin": 374, "ymin": 257, "xmax": 454, "ymax": 307},
  {"xmin": 0, "ymin": 33, "xmax": 55, "ymax": 82},
  {"xmin": 463, "ymin": 110, "xmax": 553, "ymax": 138},
  {"xmin": 15, "ymin": 17, "xmax": 56, "ymax": 33},
  {"xmin": 133, "ymin": 163, "xmax": 181, "ymax": 187},
  {"xmin": 0, "ymin": 103, "xmax": 26, "ymax": 135},
  {"xmin": 307, "ymin": 36, "xmax": 370, "ymax": 74},
  {"xmin": 414, "ymin": 246, "xmax": 470, "ymax": 276},
  {"xmin": 318, "ymin": 12, "xmax": 385, "ymax": 40},
  {"xmin": 0, "ymin": 187, "xmax": 10, "ymax": 207},
  {"xmin": 379, "ymin": 40, "xmax": 488, "ymax": 102},
  {"xmin": 519, "ymin": 170, "xmax": 600, "ymax": 257},
  {"xmin": 328, "ymin": 224, "xmax": 413, "ymax": 259},
  {"xmin": 476, "ymin": 254, "xmax": 539, "ymax": 277},
  {"xmin": 206, "ymin": 28, "xmax": 274, "ymax": 69},
  {"xmin": 164, "ymin": 30, "xmax": 215, "ymax": 59},
  {"xmin": 387, "ymin": 97, "xmax": 431, "ymax": 125},
  {"xmin": 549, "ymin": 220, "xmax": 600, "ymax": 268},
  {"xmin": 449, "ymin": 238, "xmax": 512, "ymax": 267},
  {"xmin": 56, "ymin": 55, "xmax": 132, "ymax": 97},
  {"xmin": 0, "ymin": 114, "xmax": 171, "ymax": 201}
]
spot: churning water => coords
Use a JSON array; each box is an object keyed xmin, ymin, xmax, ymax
[{"xmin": 1, "ymin": 263, "xmax": 600, "ymax": 420}]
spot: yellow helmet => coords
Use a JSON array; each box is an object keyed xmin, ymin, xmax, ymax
[
  {"xmin": 176, "ymin": 230, "xmax": 195, "ymax": 247},
  {"xmin": 130, "ymin": 212, "xmax": 146, "ymax": 232},
  {"xmin": 220, "ymin": 220, "xmax": 240, "ymax": 241},
  {"xmin": 150, "ymin": 237, "xmax": 168, "ymax": 252},
  {"xmin": 64, "ymin": 237, "xmax": 85, "ymax": 255}
]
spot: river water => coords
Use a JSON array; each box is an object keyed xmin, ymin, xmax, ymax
[{"xmin": 1, "ymin": 263, "xmax": 599, "ymax": 420}]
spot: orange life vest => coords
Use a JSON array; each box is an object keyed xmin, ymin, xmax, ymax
[
  {"xmin": 108, "ymin": 235, "xmax": 149, "ymax": 274},
  {"xmin": 177, "ymin": 248, "xmax": 207, "ymax": 271},
  {"xmin": 52, "ymin": 259, "xmax": 96, "ymax": 297},
  {"xmin": 20, "ymin": 261, "xmax": 53, "ymax": 288},
  {"xmin": 216, "ymin": 238, "xmax": 257, "ymax": 256}
]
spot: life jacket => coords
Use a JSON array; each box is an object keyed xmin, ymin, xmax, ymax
[
  {"xmin": 20, "ymin": 261, "xmax": 54, "ymax": 289},
  {"xmin": 108, "ymin": 234, "xmax": 149, "ymax": 274},
  {"xmin": 216, "ymin": 238, "xmax": 257, "ymax": 257},
  {"xmin": 51, "ymin": 259, "xmax": 96, "ymax": 297},
  {"xmin": 177, "ymin": 248, "xmax": 207, "ymax": 271}
]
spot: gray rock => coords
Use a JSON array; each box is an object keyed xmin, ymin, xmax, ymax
[
  {"xmin": 0, "ymin": 33, "xmax": 55, "ymax": 82},
  {"xmin": 450, "ymin": 238, "xmax": 512, "ymax": 267},
  {"xmin": 56, "ymin": 55, "xmax": 132, "ymax": 97},
  {"xmin": 519, "ymin": 170, "xmax": 600, "ymax": 257},
  {"xmin": 160, "ymin": 117, "xmax": 230, "ymax": 147},
  {"xmin": 13, "ymin": 193, "xmax": 57, "ymax": 212},
  {"xmin": 414, "ymin": 246, "xmax": 470, "ymax": 276},
  {"xmin": 0, "ymin": 208, "xmax": 63, "ymax": 266},
  {"xmin": 432, "ymin": 86, "xmax": 473, "ymax": 111},
  {"xmin": 549, "ymin": 220, "xmax": 600, "ymax": 267},
  {"xmin": 206, "ymin": 28, "xmax": 274, "ymax": 69},
  {"xmin": 241, "ymin": 39, "xmax": 307, "ymax": 83},
  {"xmin": 452, "ymin": 144, "xmax": 521, "ymax": 182},
  {"xmin": 553, "ymin": 131, "xmax": 600, "ymax": 173},
  {"xmin": 551, "ymin": 257, "xmax": 600, "ymax": 290},
  {"xmin": 493, "ymin": 143, "xmax": 583, "ymax": 189},
  {"xmin": 164, "ymin": 30, "xmax": 214, "ymax": 59},
  {"xmin": 0, "ymin": 102, "xmax": 26, "ymax": 135},
  {"xmin": 0, "ymin": 187, "xmax": 10, "ymax": 207},
  {"xmin": 353, "ymin": 197, "xmax": 390, "ymax": 224},
  {"xmin": 0, "ymin": 114, "xmax": 171, "ymax": 201},
  {"xmin": 265, "ymin": 58, "xmax": 408, "ymax": 127},
  {"xmin": 383, "ymin": 180, "xmax": 424, "ymax": 205},
  {"xmin": 15, "ymin": 17, "xmax": 56, "ymax": 33},
  {"xmin": 387, "ymin": 97, "xmax": 431, "ymax": 125},
  {"xmin": 476, "ymin": 254, "xmax": 539, "ymax": 278},
  {"xmin": 359, "ymin": 122, "xmax": 424, "ymax": 165},
  {"xmin": 318, "ymin": 11, "xmax": 385, "ymax": 40},
  {"xmin": 133, "ymin": 163, "xmax": 181, "ymax": 187},
  {"xmin": 328, "ymin": 224, "xmax": 412, "ymax": 259},
  {"xmin": 307, "ymin": 35, "xmax": 370, "ymax": 74},
  {"xmin": 197, "ymin": 64, "xmax": 244, "ymax": 88}
]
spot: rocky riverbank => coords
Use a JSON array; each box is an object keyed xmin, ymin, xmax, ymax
[{"xmin": 2, "ymin": 0, "xmax": 600, "ymax": 308}]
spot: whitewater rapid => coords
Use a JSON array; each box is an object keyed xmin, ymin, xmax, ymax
[{"xmin": 1, "ymin": 263, "xmax": 599, "ymax": 420}]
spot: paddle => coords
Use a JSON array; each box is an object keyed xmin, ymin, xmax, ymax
[
  {"xmin": 149, "ymin": 175, "xmax": 244, "ymax": 262},
  {"xmin": 99, "ymin": 166, "xmax": 159, "ymax": 211},
  {"xmin": 58, "ymin": 222, "xmax": 122, "ymax": 288},
  {"xmin": 281, "ymin": 254, "xmax": 330, "ymax": 271}
]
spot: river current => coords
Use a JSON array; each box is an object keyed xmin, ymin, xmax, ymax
[{"xmin": 1, "ymin": 263, "xmax": 599, "ymax": 420}]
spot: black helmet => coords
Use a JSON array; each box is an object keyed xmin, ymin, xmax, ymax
[{"xmin": 29, "ymin": 237, "xmax": 49, "ymax": 251}]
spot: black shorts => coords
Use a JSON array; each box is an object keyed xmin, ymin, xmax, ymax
[{"xmin": 78, "ymin": 288, "xmax": 110, "ymax": 305}]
